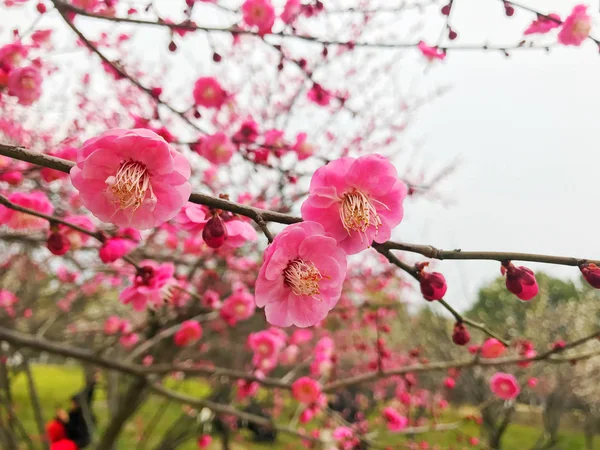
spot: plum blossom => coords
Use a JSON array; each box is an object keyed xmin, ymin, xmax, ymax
[
  {"xmin": 193, "ymin": 77, "xmax": 227, "ymax": 108},
  {"xmin": 174, "ymin": 320, "xmax": 203, "ymax": 347},
  {"xmin": 248, "ymin": 329, "xmax": 285, "ymax": 365},
  {"xmin": 292, "ymin": 377, "xmax": 322, "ymax": 404},
  {"xmin": 502, "ymin": 262, "xmax": 538, "ymax": 301},
  {"xmin": 193, "ymin": 132, "xmax": 235, "ymax": 165},
  {"xmin": 59, "ymin": 215, "xmax": 95, "ymax": 249},
  {"xmin": 221, "ymin": 288, "xmax": 256, "ymax": 325},
  {"xmin": 242, "ymin": 0, "xmax": 275, "ymax": 35},
  {"xmin": 292, "ymin": 132, "xmax": 314, "ymax": 160},
  {"xmin": 70, "ymin": 129, "xmax": 191, "ymax": 230},
  {"xmin": 301, "ymin": 154, "xmax": 407, "ymax": 254},
  {"xmin": 0, "ymin": 191, "xmax": 53, "ymax": 230},
  {"xmin": 104, "ymin": 316, "xmax": 122, "ymax": 335},
  {"xmin": 281, "ymin": 0, "xmax": 301, "ymax": 24},
  {"xmin": 99, "ymin": 237, "xmax": 138, "ymax": 263},
  {"xmin": 119, "ymin": 261, "xmax": 176, "ymax": 311},
  {"xmin": 383, "ymin": 407, "xmax": 408, "ymax": 432},
  {"xmin": 489, "ymin": 372, "xmax": 520, "ymax": 400},
  {"xmin": 255, "ymin": 221, "xmax": 347, "ymax": 327},
  {"xmin": 558, "ymin": 5, "xmax": 591, "ymax": 46},
  {"xmin": 8, "ymin": 66, "xmax": 42, "ymax": 105},
  {"xmin": 0, "ymin": 42, "xmax": 28, "ymax": 68},
  {"xmin": 481, "ymin": 338, "xmax": 506, "ymax": 359},
  {"xmin": 0, "ymin": 290, "xmax": 17, "ymax": 317},
  {"xmin": 307, "ymin": 83, "xmax": 332, "ymax": 106}
]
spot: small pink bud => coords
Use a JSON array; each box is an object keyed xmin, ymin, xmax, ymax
[
  {"xmin": 202, "ymin": 214, "xmax": 228, "ymax": 249},
  {"xmin": 47, "ymin": 231, "xmax": 70, "ymax": 255},
  {"xmin": 444, "ymin": 377, "xmax": 456, "ymax": 389},
  {"xmin": 452, "ymin": 322, "xmax": 471, "ymax": 346},
  {"xmin": 417, "ymin": 263, "xmax": 447, "ymax": 301},
  {"xmin": 527, "ymin": 377, "xmax": 538, "ymax": 388},
  {"xmin": 580, "ymin": 263, "xmax": 600, "ymax": 288},
  {"xmin": 481, "ymin": 338, "xmax": 506, "ymax": 359},
  {"xmin": 441, "ymin": 3, "xmax": 451, "ymax": 15},
  {"xmin": 502, "ymin": 262, "xmax": 538, "ymax": 301},
  {"xmin": 197, "ymin": 435, "xmax": 212, "ymax": 448}
]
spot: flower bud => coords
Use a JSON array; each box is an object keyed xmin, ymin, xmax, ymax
[
  {"xmin": 452, "ymin": 322, "xmax": 471, "ymax": 346},
  {"xmin": 580, "ymin": 263, "xmax": 600, "ymax": 288},
  {"xmin": 502, "ymin": 262, "xmax": 538, "ymax": 301},
  {"xmin": 481, "ymin": 338, "xmax": 506, "ymax": 359},
  {"xmin": 417, "ymin": 263, "xmax": 447, "ymax": 301},
  {"xmin": 202, "ymin": 214, "xmax": 228, "ymax": 249},
  {"xmin": 47, "ymin": 231, "xmax": 70, "ymax": 255}
]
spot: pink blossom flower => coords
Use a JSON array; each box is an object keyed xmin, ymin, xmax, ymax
[
  {"xmin": 255, "ymin": 221, "xmax": 348, "ymax": 327},
  {"xmin": 333, "ymin": 426, "xmax": 353, "ymax": 441},
  {"xmin": 70, "ymin": 128, "xmax": 191, "ymax": 230},
  {"xmin": 104, "ymin": 316, "xmax": 122, "ymax": 335},
  {"xmin": 177, "ymin": 203, "xmax": 257, "ymax": 249},
  {"xmin": 528, "ymin": 377, "xmax": 538, "ymax": 388},
  {"xmin": 233, "ymin": 119, "xmax": 259, "ymax": 143},
  {"xmin": 99, "ymin": 237, "xmax": 138, "ymax": 263},
  {"xmin": 417, "ymin": 41, "xmax": 446, "ymax": 61},
  {"xmin": 57, "ymin": 266, "xmax": 78, "ymax": 283},
  {"xmin": 517, "ymin": 349, "xmax": 537, "ymax": 368},
  {"xmin": 119, "ymin": 261, "xmax": 176, "ymax": 311},
  {"xmin": 249, "ymin": 329, "xmax": 285, "ymax": 363},
  {"xmin": 59, "ymin": 215, "xmax": 95, "ymax": 249},
  {"xmin": 503, "ymin": 262, "xmax": 538, "ymax": 301},
  {"xmin": 489, "ymin": 372, "xmax": 520, "ymax": 400},
  {"xmin": 142, "ymin": 355, "xmax": 154, "ymax": 366},
  {"xmin": 0, "ymin": 42, "xmax": 27, "ymax": 68},
  {"xmin": 524, "ymin": 13, "xmax": 561, "ymax": 35},
  {"xmin": 292, "ymin": 377, "xmax": 322, "ymax": 404},
  {"xmin": 174, "ymin": 320, "xmax": 203, "ymax": 347},
  {"xmin": 220, "ymin": 289, "xmax": 256, "ymax": 325},
  {"xmin": 237, "ymin": 379, "xmax": 259, "ymax": 400},
  {"xmin": 580, "ymin": 263, "xmax": 600, "ymax": 288},
  {"xmin": 307, "ymin": 84, "xmax": 332, "ymax": 106},
  {"xmin": 418, "ymin": 266, "xmax": 447, "ymax": 301},
  {"xmin": 193, "ymin": 132, "xmax": 235, "ymax": 165},
  {"xmin": 481, "ymin": 338, "xmax": 506, "ymax": 359},
  {"xmin": 0, "ymin": 191, "xmax": 53, "ymax": 230},
  {"xmin": 8, "ymin": 66, "xmax": 42, "ymax": 105},
  {"xmin": 292, "ymin": 132, "xmax": 314, "ymax": 160},
  {"xmin": 315, "ymin": 336, "xmax": 334, "ymax": 356},
  {"xmin": 0, "ymin": 290, "xmax": 17, "ymax": 317},
  {"xmin": 558, "ymin": 5, "xmax": 591, "ymax": 46},
  {"xmin": 202, "ymin": 289, "xmax": 221, "ymax": 309},
  {"xmin": 242, "ymin": 0, "xmax": 275, "ymax": 35},
  {"xmin": 301, "ymin": 154, "xmax": 407, "ymax": 254},
  {"xmin": 444, "ymin": 377, "xmax": 456, "ymax": 389},
  {"xmin": 383, "ymin": 407, "xmax": 408, "ymax": 432},
  {"xmin": 193, "ymin": 77, "xmax": 227, "ymax": 108},
  {"xmin": 281, "ymin": 0, "xmax": 301, "ymax": 24}
]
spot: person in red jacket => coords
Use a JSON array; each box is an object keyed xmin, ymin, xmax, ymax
[{"xmin": 45, "ymin": 416, "xmax": 78, "ymax": 450}]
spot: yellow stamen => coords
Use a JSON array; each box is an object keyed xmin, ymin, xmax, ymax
[
  {"xmin": 283, "ymin": 259, "xmax": 322, "ymax": 297},
  {"xmin": 340, "ymin": 189, "xmax": 382, "ymax": 235},
  {"xmin": 106, "ymin": 160, "xmax": 153, "ymax": 211}
]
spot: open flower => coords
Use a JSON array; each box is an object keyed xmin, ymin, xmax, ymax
[
  {"xmin": 242, "ymin": 0, "xmax": 275, "ymax": 35},
  {"xmin": 558, "ymin": 5, "xmax": 591, "ymax": 46},
  {"xmin": 119, "ymin": 261, "xmax": 176, "ymax": 311},
  {"xmin": 383, "ymin": 407, "xmax": 408, "ymax": 432},
  {"xmin": 193, "ymin": 77, "xmax": 227, "ymax": 108},
  {"xmin": 70, "ymin": 128, "xmax": 191, "ymax": 230},
  {"xmin": 255, "ymin": 221, "xmax": 347, "ymax": 327},
  {"xmin": 481, "ymin": 338, "xmax": 506, "ymax": 359},
  {"xmin": 8, "ymin": 65, "xmax": 42, "ymax": 105},
  {"xmin": 221, "ymin": 289, "xmax": 255, "ymax": 325},
  {"xmin": 174, "ymin": 320, "xmax": 203, "ymax": 347},
  {"xmin": 292, "ymin": 377, "xmax": 322, "ymax": 404},
  {"xmin": 193, "ymin": 132, "xmax": 235, "ymax": 165},
  {"xmin": 417, "ymin": 41, "xmax": 446, "ymax": 61},
  {"xmin": 490, "ymin": 372, "xmax": 520, "ymax": 400},
  {"xmin": 524, "ymin": 13, "xmax": 561, "ymax": 35},
  {"xmin": 301, "ymin": 154, "xmax": 407, "ymax": 254}
]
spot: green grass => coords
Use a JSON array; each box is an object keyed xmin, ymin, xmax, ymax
[{"xmin": 5, "ymin": 365, "xmax": 598, "ymax": 449}]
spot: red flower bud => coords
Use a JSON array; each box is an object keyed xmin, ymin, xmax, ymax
[
  {"xmin": 47, "ymin": 231, "xmax": 70, "ymax": 255},
  {"xmin": 580, "ymin": 263, "xmax": 600, "ymax": 288},
  {"xmin": 202, "ymin": 214, "xmax": 228, "ymax": 249},
  {"xmin": 452, "ymin": 322, "xmax": 470, "ymax": 346},
  {"xmin": 502, "ymin": 262, "xmax": 538, "ymax": 301},
  {"xmin": 419, "ymin": 268, "xmax": 447, "ymax": 301}
]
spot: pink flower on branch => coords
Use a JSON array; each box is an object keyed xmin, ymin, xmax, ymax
[
  {"xmin": 8, "ymin": 66, "xmax": 43, "ymax": 105},
  {"xmin": 255, "ymin": 221, "xmax": 347, "ymax": 327},
  {"xmin": 242, "ymin": 0, "xmax": 276, "ymax": 35},
  {"xmin": 502, "ymin": 261, "xmax": 538, "ymax": 301},
  {"xmin": 417, "ymin": 41, "xmax": 446, "ymax": 61},
  {"xmin": 490, "ymin": 372, "xmax": 520, "ymax": 400},
  {"xmin": 481, "ymin": 338, "xmax": 506, "ymax": 359},
  {"xmin": 301, "ymin": 154, "xmax": 407, "ymax": 255},
  {"xmin": 119, "ymin": 261, "xmax": 176, "ymax": 311},
  {"xmin": 292, "ymin": 376, "xmax": 322, "ymax": 404},
  {"xmin": 558, "ymin": 5, "xmax": 591, "ymax": 46},
  {"xmin": 524, "ymin": 13, "xmax": 561, "ymax": 35},
  {"xmin": 70, "ymin": 128, "xmax": 191, "ymax": 230},
  {"xmin": 193, "ymin": 77, "xmax": 227, "ymax": 108},
  {"xmin": 383, "ymin": 407, "xmax": 409, "ymax": 432},
  {"xmin": 174, "ymin": 320, "xmax": 203, "ymax": 347}
]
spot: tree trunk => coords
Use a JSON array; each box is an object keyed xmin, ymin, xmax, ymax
[
  {"xmin": 0, "ymin": 360, "xmax": 17, "ymax": 450},
  {"xmin": 95, "ymin": 377, "xmax": 147, "ymax": 450},
  {"xmin": 23, "ymin": 358, "xmax": 49, "ymax": 450}
]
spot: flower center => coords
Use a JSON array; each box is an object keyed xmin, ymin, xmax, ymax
[
  {"xmin": 235, "ymin": 303, "xmax": 247, "ymax": 315},
  {"xmin": 574, "ymin": 19, "xmax": 591, "ymax": 36},
  {"xmin": 340, "ymin": 189, "xmax": 382, "ymax": 235},
  {"xmin": 20, "ymin": 77, "xmax": 34, "ymax": 89},
  {"xmin": 203, "ymin": 87, "xmax": 215, "ymax": 99},
  {"xmin": 283, "ymin": 259, "xmax": 322, "ymax": 297},
  {"xmin": 106, "ymin": 160, "xmax": 154, "ymax": 212}
]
